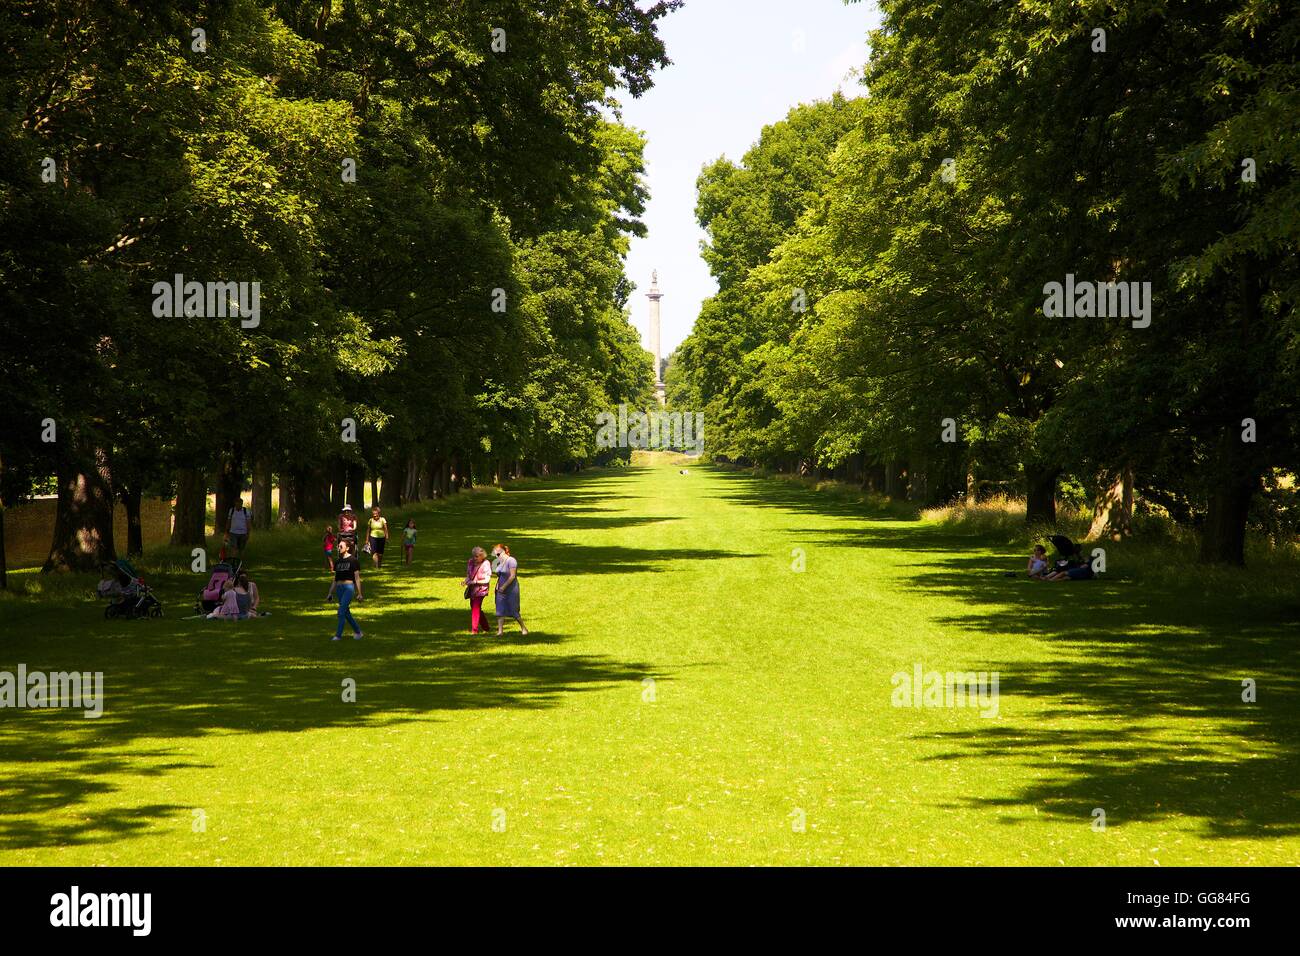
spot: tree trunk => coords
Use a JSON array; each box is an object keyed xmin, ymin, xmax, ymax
[
  {"xmin": 369, "ymin": 476, "xmax": 379, "ymax": 508},
  {"xmin": 279, "ymin": 469, "xmax": 304, "ymax": 524},
  {"xmin": 44, "ymin": 449, "xmax": 116, "ymax": 572},
  {"xmin": 251, "ymin": 457, "xmax": 274, "ymax": 529},
  {"xmin": 403, "ymin": 456, "xmax": 421, "ymax": 503},
  {"xmin": 1088, "ymin": 467, "xmax": 1134, "ymax": 540},
  {"xmin": 329, "ymin": 459, "xmax": 347, "ymax": 513},
  {"xmin": 1200, "ymin": 477, "xmax": 1254, "ymax": 565},
  {"xmin": 966, "ymin": 464, "xmax": 978, "ymax": 505},
  {"xmin": 346, "ymin": 465, "xmax": 365, "ymax": 512},
  {"xmin": 440, "ymin": 459, "xmax": 454, "ymax": 496},
  {"xmin": 421, "ymin": 456, "xmax": 436, "ymax": 499},
  {"xmin": 1200, "ymin": 264, "xmax": 1267, "ymax": 564},
  {"xmin": 1200, "ymin": 429, "xmax": 1259, "ymax": 565},
  {"xmin": 302, "ymin": 464, "xmax": 326, "ymax": 518},
  {"xmin": 121, "ymin": 483, "xmax": 144, "ymax": 557},
  {"xmin": 214, "ymin": 452, "xmax": 244, "ymax": 535},
  {"xmin": 380, "ymin": 458, "xmax": 403, "ymax": 508},
  {"xmin": 0, "ymin": 453, "xmax": 7, "ymax": 587},
  {"xmin": 1024, "ymin": 465, "xmax": 1059, "ymax": 526},
  {"xmin": 171, "ymin": 467, "xmax": 207, "ymax": 545},
  {"xmin": 883, "ymin": 460, "xmax": 905, "ymax": 499},
  {"xmin": 862, "ymin": 462, "xmax": 884, "ymax": 492},
  {"xmin": 0, "ymin": 501, "xmax": 7, "ymax": 590}
]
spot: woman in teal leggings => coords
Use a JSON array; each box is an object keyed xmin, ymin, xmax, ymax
[{"xmin": 326, "ymin": 539, "xmax": 364, "ymax": 640}]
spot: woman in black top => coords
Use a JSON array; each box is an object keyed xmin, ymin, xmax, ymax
[{"xmin": 326, "ymin": 539, "xmax": 364, "ymax": 641}]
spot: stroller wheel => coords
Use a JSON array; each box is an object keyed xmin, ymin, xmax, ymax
[{"xmin": 150, "ymin": 604, "xmax": 164, "ymax": 618}]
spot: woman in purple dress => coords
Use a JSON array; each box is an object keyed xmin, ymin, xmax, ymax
[{"xmin": 491, "ymin": 544, "xmax": 527, "ymax": 636}]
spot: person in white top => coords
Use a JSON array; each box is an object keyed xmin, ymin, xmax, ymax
[{"xmin": 227, "ymin": 497, "xmax": 252, "ymax": 555}]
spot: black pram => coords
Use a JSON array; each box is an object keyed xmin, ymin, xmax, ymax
[
  {"xmin": 1049, "ymin": 535, "xmax": 1094, "ymax": 579},
  {"xmin": 101, "ymin": 558, "xmax": 164, "ymax": 619}
]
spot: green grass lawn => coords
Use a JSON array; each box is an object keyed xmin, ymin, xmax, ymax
[{"xmin": 2, "ymin": 458, "xmax": 1298, "ymax": 865}]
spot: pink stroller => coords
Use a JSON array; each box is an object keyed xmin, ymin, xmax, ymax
[{"xmin": 196, "ymin": 559, "xmax": 241, "ymax": 614}]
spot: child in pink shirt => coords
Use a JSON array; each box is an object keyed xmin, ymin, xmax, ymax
[{"xmin": 323, "ymin": 526, "xmax": 337, "ymax": 570}]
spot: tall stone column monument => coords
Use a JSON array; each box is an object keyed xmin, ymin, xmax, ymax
[{"xmin": 647, "ymin": 270, "xmax": 665, "ymax": 406}]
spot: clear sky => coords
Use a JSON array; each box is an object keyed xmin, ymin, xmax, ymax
[{"xmin": 614, "ymin": 0, "xmax": 882, "ymax": 358}]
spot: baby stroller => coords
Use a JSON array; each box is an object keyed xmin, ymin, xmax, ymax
[
  {"xmin": 1049, "ymin": 534, "xmax": 1094, "ymax": 579},
  {"xmin": 197, "ymin": 558, "xmax": 242, "ymax": 614},
  {"xmin": 102, "ymin": 558, "xmax": 164, "ymax": 619},
  {"xmin": 337, "ymin": 505, "xmax": 360, "ymax": 551}
]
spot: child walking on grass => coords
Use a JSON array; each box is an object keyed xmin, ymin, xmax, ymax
[
  {"xmin": 402, "ymin": 519, "xmax": 417, "ymax": 565},
  {"xmin": 323, "ymin": 525, "xmax": 336, "ymax": 571}
]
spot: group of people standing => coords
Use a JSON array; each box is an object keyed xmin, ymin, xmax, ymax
[
  {"xmin": 320, "ymin": 502, "xmax": 526, "ymax": 641},
  {"xmin": 464, "ymin": 544, "xmax": 527, "ymax": 637}
]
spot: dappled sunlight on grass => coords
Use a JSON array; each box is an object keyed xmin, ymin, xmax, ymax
[{"xmin": 1, "ymin": 462, "xmax": 1297, "ymax": 864}]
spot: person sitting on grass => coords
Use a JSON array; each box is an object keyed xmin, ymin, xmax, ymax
[
  {"xmin": 206, "ymin": 581, "xmax": 239, "ymax": 620},
  {"xmin": 207, "ymin": 573, "xmax": 260, "ymax": 620},
  {"xmin": 1027, "ymin": 544, "xmax": 1050, "ymax": 579},
  {"xmin": 241, "ymin": 572, "xmax": 261, "ymax": 616},
  {"xmin": 1045, "ymin": 562, "xmax": 1095, "ymax": 581}
]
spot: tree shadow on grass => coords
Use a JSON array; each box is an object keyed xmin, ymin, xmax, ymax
[
  {"xmin": 706, "ymin": 467, "xmax": 922, "ymax": 522},
  {"xmin": 907, "ymin": 555, "xmax": 1300, "ymax": 839},
  {"xmin": 864, "ymin": 524, "xmax": 1300, "ymax": 839},
  {"xmin": 0, "ymin": 747, "xmax": 204, "ymax": 850},
  {"xmin": 702, "ymin": 470, "xmax": 1300, "ymax": 841},
  {"xmin": 0, "ymin": 603, "xmax": 659, "ymax": 850},
  {"xmin": 0, "ymin": 469, "xmax": 698, "ymax": 853}
]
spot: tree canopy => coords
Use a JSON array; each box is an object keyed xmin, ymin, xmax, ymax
[
  {"xmin": 0, "ymin": 0, "xmax": 676, "ymax": 577},
  {"xmin": 669, "ymin": 0, "xmax": 1298, "ymax": 564}
]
